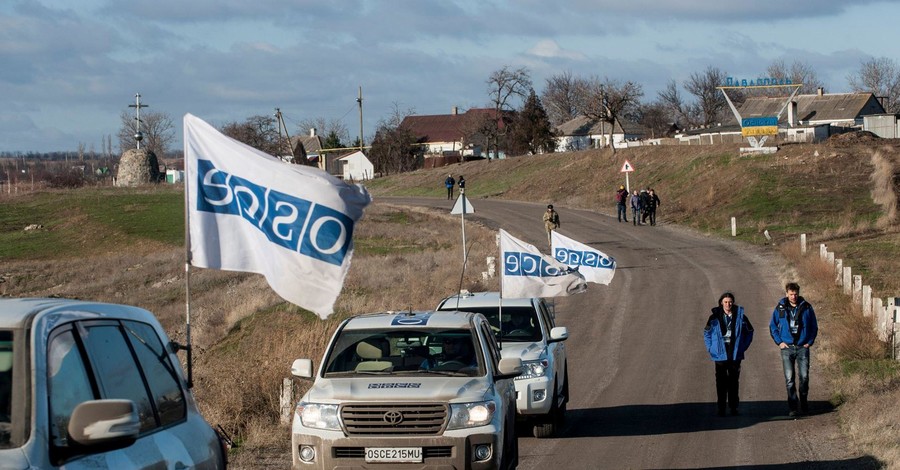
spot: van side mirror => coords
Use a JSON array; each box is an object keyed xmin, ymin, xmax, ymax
[
  {"xmin": 548, "ymin": 326, "xmax": 569, "ymax": 343},
  {"xmin": 68, "ymin": 399, "xmax": 140, "ymax": 449},
  {"xmin": 291, "ymin": 358, "xmax": 314, "ymax": 378},
  {"xmin": 495, "ymin": 357, "xmax": 522, "ymax": 380}
]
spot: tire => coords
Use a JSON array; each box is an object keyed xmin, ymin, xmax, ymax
[{"xmin": 532, "ymin": 386, "xmax": 564, "ymax": 438}]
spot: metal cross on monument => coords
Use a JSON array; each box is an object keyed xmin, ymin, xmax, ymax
[{"xmin": 128, "ymin": 93, "xmax": 148, "ymax": 149}]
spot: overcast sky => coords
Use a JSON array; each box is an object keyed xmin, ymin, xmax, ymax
[{"xmin": 2, "ymin": 0, "xmax": 899, "ymax": 153}]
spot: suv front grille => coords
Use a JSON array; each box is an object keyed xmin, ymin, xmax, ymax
[{"xmin": 342, "ymin": 403, "xmax": 447, "ymax": 435}]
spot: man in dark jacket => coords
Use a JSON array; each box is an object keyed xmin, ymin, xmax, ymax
[
  {"xmin": 769, "ymin": 282, "xmax": 818, "ymax": 416},
  {"xmin": 704, "ymin": 292, "xmax": 754, "ymax": 416},
  {"xmin": 444, "ymin": 174, "xmax": 456, "ymax": 200},
  {"xmin": 615, "ymin": 185, "xmax": 629, "ymax": 223}
]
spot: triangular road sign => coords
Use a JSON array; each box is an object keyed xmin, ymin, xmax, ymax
[
  {"xmin": 451, "ymin": 194, "xmax": 475, "ymax": 215},
  {"xmin": 620, "ymin": 160, "xmax": 634, "ymax": 173}
]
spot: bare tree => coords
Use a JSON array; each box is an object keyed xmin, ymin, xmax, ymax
[
  {"xmin": 297, "ymin": 117, "xmax": 351, "ymax": 147},
  {"xmin": 684, "ymin": 66, "xmax": 730, "ymax": 126},
  {"xmin": 541, "ymin": 71, "xmax": 588, "ymax": 126},
  {"xmin": 369, "ymin": 103, "xmax": 419, "ymax": 175},
  {"xmin": 848, "ymin": 57, "xmax": 900, "ymax": 113},
  {"xmin": 635, "ymin": 100, "xmax": 675, "ymax": 139},
  {"xmin": 485, "ymin": 66, "xmax": 532, "ymax": 158},
  {"xmin": 657, "ymin": 79, "xmax": 697, "ymax": 127},
  {"xmin": 766, "ymin": 59, "xmax": 824, "ymax": 95},
  {"xmin": 220, "ymin": 115, "xmax": 285, "ymax": 156},
  {"xmin": 581, "ymin": 77, "xmax": 643, "ymax": 154},
  {"xmin": 117, "ymin": 110, "xmax": 175, "ymax": 158}
]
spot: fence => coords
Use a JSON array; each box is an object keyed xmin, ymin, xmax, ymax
[{"xmin": 804, "ymin": 236, "xmax": 900, "ymax": 359}]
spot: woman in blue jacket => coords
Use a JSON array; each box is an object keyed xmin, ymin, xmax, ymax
[{"xmin": 704, "ymin": 292, "xmax": 754, "ymax": 416}]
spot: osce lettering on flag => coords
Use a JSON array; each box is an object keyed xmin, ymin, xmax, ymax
[
  {"xmin": 551, "ymin": 231, "xmax": 616, "ymax": 285},
  {"xmin": 499, "ymin": 229, "xmax": 586, "ymax": 299},
  {"xmin": 184, "ymin": 113, "xmax": 371, "ymax": 319}
]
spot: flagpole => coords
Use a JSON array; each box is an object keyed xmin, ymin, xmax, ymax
[{"xmin": 182, "ymin": 129, "xmax": 194, "ymax": 388}]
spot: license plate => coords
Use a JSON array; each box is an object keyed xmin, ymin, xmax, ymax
[{"xmin": 364, "ymin": 447, "xmax": 423, "ymax": 463}]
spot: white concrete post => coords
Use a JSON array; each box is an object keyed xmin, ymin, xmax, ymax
[
  {"xmin": 874, "ymin": 298, "xmax": 886, "ymax": 341},
  {"xmin": 800, "ymin": 234, "xmax": 807, "ymax": 254},
  {"xmin": 862, "ymin": 285, "xmax": 872, "ymax": 316},
  {"xmin": 487, "ymin": 256, "xmax": 496, "ymax": 278},
  {"xmin": 819, "ymin": 243, "xmax": 827, "ymax": 261},
  {"xmin": 852, "ymin": 275, "xmax": 862, "ymax": 304},
  {"xmin": 890, "ymin": 298, "xmax": 899, "ymax": 360},
  {"xmin": 826, "ymin": 251, "xmax": 834, "ymax": 266},
  {"xmin": 835, "ymin": 259, "xmax": 843, "ymax": 286},
  {"xmin": 842, "ymin": 267, "xmax": 852, "ymax": 295},
  {"xmin": 280, "ymin": 378, "xmax": 294, "ymax": 425},
  {"xmin": 731, "ymin": 217, "xmax": 736, "ymax": 237}
]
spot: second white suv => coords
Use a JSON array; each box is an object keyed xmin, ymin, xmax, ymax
[{"xmin": 436, "ymin": 291, "xmax": 569, "ymax": 438}]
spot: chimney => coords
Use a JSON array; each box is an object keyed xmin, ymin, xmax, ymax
[
  {"xmin": 788, "ymin": 101, "xmax": 797, "ymax": 127},
  {"xmin": 817, "ymin": 87, "xmax": 824, "ymax": 96},
  {"xmin": 452, "ymin": 106, "xmax": 458, "ymax": 115},
  {"xmin": 309, "ymin": 128, "xmax": 316, "ymax": 137}
]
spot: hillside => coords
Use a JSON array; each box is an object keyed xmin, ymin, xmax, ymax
[{"xmin": 367, "ymin": 136, "xmax": 900, "ymax": 296}]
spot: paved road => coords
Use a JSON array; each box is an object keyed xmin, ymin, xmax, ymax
[{"xmin": 386, "ymin": 197, "xmax": 878, "ymax": 469}]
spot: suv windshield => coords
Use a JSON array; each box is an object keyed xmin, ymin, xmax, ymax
[
  {"xmin": 324, "ymin": 329, "xmax": 482, "ymax": 377},
  {"xmin": 443, "ymin": 306, "xmax": 541, "ymax": 342},
  {"xmin": 0, "ymin": 330, "xmax": 14, "ymax": 448}
]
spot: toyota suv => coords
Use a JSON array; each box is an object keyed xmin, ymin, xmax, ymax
[
  {"xmin": 289, "ymin": 310, "xmax": 522, "ymax": 469},
  {"xmin": 0, "ymin": 298, "xmax": 227, "ymax": 469},
  {"xmin": 436, "ymin": 291, "xmax": 569, "ymax": 438}
]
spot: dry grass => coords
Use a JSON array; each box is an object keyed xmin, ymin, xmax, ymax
[{"xmin": 870, "ymin": 148, "xmax": 899, "ymax": 228}]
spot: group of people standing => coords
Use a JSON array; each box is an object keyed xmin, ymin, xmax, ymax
[
  {"xmin": 444, "ymin": 174, "xmax": 465, "ymax": 200},
  {"xmin": 703, "ymin": 282, "xmax": 819, "ymax": 418},
  {"xmin": 615, "ymin": 185, "xmax": 660, "ymax": 226}
]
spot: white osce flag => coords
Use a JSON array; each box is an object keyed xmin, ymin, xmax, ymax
[
  {"xmin": 499, "ymin": 229, "xmax": 586, "ymax": 299},
  {"xmin": 184, "ymin": 114, "xmax": 372, "ymax": 319},
  {"xmin": 551, "ymin": 231, "xmax": 617, "ymax": 285}
]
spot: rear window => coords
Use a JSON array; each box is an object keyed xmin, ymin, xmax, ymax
[{"xmin": 440, "ymin": 305, "xmax": 542, "ymax": 342}]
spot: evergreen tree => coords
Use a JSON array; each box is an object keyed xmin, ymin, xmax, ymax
[{"xmin": 510, "ymin": 89, "xmax": 556, "ymax": 155}]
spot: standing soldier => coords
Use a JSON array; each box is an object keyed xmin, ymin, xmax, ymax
[{"xmin": 543, "ymin": 204, "xmax": 560, "ymax": 248}]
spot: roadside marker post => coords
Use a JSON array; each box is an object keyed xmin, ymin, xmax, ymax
[
  {"xmin": 620, "ymin": 160, "xmax": 634, "ymax": 193},
  {"xmin": 451, "ymin": 194, "xmax": 475, "ymax": 264}
]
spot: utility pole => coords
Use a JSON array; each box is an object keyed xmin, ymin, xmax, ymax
[
  {"xmin": 357, "ymin": 86, "xmax": 364, "ymax": 151},
  {"xmin": 128, "ymin": 93, "xmax": 148, "ymax": 149},
  {"xmin": 274, "ymin": 108, "xmax": 295, "ymax": 162}
]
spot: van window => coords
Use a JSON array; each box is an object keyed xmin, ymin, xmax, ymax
[
  {"xmin": 47, "ymin": 329, "xmax": 95, "ymax": 447},
  {"xmin": 80, "ymin": 324, "xmax": 156, "ymax": 432},
  {"xmin": 0, "ymin": 330, "xmax": 12, "ymax": 440},
  {"xmin": 124, "ymin": 321, "xmax": 186, "ymax": 426}
]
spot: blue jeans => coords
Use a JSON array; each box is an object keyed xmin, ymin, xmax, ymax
[
  {"xmin": 617, "ymin": 203, "xmax": 627, "ymax": 222},
  {"xmin": 780, "ymin": 345, "xmax": 810, "ymax": 410}
]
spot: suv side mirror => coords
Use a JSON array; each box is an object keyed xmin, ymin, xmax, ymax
[
  {"xmin": 548, "ymin": 326, "xmax": 569, "ymax": 343},
  {"xmin": 68, "ymin": 399, "xmax": 140, "ymax": 449},
  {"xmin": 291, "ymin": 358, "xmax": 314, "ymax": 378},
  {"xmin": 495, "ymin": 357, "xmax": 522, "ymax": 380}
]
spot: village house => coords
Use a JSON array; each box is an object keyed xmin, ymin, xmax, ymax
[
  {"xmin": 399, "ymin": 107, "xmax": 504, "ymax": 167},
  {"xmin": 554, "ymin": 115, "xmax": 647, "ymax": 151}
]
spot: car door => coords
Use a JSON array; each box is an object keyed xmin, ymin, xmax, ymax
[
  {"xmin": 46, "ymin": 319, "xmax": 205, "ymax": 469},
  {"xmin": 537, "ymin": 300, "xmax": 565, "ymax": 399}
]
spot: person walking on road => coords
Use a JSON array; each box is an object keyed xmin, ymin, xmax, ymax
[
  {"xmin": 615, "ymin": 185, "xmax": 629, "ymax": 223},
  {"xmin": 543, "ymin": 204, "xmax": 560, "ymax": 248},
  {"xmin": 630, "ymin": 190, "xmax": 643, "ymax": 226},
  {"xmin": 444, "ymin": 174, "xmax": 456, "ymax": 200},
  {"xmin": 769, "ymin": 282, "xmax": 818, "ymax": 417},
  {"xmin": 458, "ymin": 175, "xmax": 466, "ymax": 194},
  {"xmin": 646, "ymin": 188, "xmax": 661, "ymax": 226},
  {"xmin": 704, "ymin": 292, "xmax": 754, "ymax": 416}
]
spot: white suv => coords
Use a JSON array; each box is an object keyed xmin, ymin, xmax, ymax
[
  {"xmin": 436, "ymin": 291, "xmax": 569, "ymax": 438},
  {"xmin": 0, "ymin": 298, "xmax": 227, "ymax": 469},
  {"xmin": 289, "ymin": 310, "xmax": 521, "ymax": 469}
]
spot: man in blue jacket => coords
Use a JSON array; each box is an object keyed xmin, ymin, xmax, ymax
[
  {"xmin": 769, "ymin": 282, "xmax": 818, "ymax": 417},
  {"xmin": 704, "ymin": 292, "xmax": 754, "ymax": 416}
]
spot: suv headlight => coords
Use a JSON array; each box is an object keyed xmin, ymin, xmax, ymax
[
  {"xmin": 448, "ymin": 401, "xmax": 496, "ymax": 429},
  {"xmin": 295, "ymin": 402, "xmax": 341, "ymax": 431},
  {"xmin": 517, "ymin": 359, "xmax": 550, "ymax": 380}
]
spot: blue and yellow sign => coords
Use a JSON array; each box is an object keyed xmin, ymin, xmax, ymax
[{"xmin": 741, "ymin": 116, "xmax": 778, "ymax": 136}]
